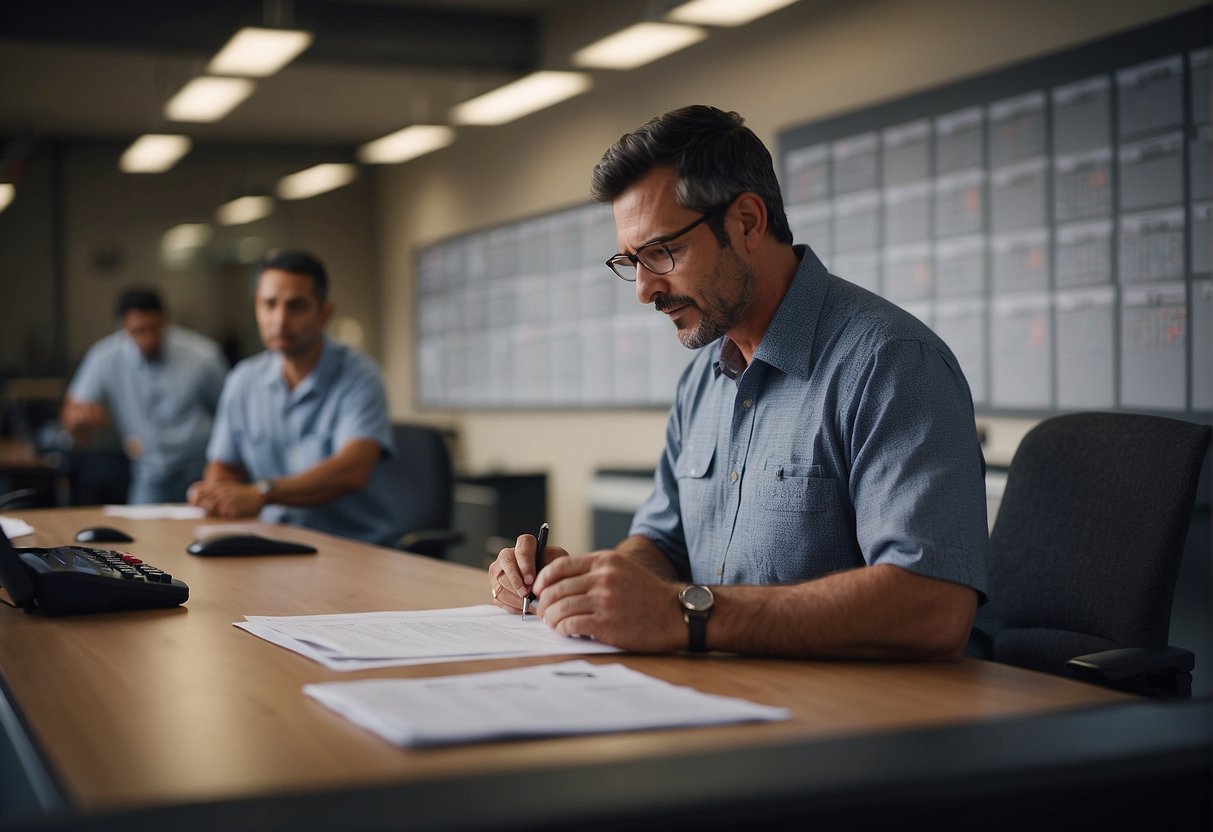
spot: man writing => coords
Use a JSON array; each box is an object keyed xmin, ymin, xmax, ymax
[
  {"xmin": 188, "ymin": 250, "xmax": 401, "ymax": 546},
  {"xmin": 490, "ymin": 106, "xmax": 988, "ymax": 659},
  {"xmin": 62, "ymin": 287, "xmax": 227, "ymax": 504}
]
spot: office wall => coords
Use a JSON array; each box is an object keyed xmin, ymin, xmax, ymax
[
  {"xmin": 62, "ymin": 142, "xmax": 382, "ymax": 365},
  {"xmin": 1, "ymin": 140, "xmax": 381, "ymax": 376},
  {"xmin": 0, "ymin": 147, "xmax": 60, "ymax": 376},
  {"xmin": 376, "ymin": 0, "xmax": 1207, "ymax": 553}
]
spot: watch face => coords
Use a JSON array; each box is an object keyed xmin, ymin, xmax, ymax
[{"xmin": 680, "ymin": 585, "xmax": 714, "ymax": 612}]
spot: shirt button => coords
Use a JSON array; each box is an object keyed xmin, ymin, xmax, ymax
[
  {"xmin": 729, "ymin": 471, "xmax": 738, "ymax": 483},
  {"xmin": 743, "ymin": 399, "xmax": 753, "ymax": 409},
  {"xmin": 716, "ymin": 565, "xmax": 724, "ymax": 577}
]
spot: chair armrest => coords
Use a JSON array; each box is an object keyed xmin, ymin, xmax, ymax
[
  {"xmin": 0, "ymin": 488, "xmax": 40, "ymax": 511},
  {"xmin": 395, "ymin": 529, "xmax": 465, "ymax": 559},
  {"xmin": 1066, "ymin": 646, "xmax": 1195, "ymax": 698}
]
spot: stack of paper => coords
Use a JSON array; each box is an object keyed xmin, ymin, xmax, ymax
[
  {"xmin": 237, "ymin": 605, "xmax": 622, "ymax": 670},
  {"xmin": 104, "ymin": 504, "xmax": 207, "ymax": 520},
  {"xmin": 304, "ymin": 659, "xmax": 791, "ymax": 746},
  {"xmin": 0, "ymin": 516, "xmax": 35, "ymax": 539}
]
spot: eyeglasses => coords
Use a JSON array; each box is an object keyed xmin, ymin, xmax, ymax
[{"xmin": 605, "ymin": 201, "xmax": 731, "ymax": 281}]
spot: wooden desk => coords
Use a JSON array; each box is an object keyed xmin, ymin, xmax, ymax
[
  {"xmin": 0, "ymin": 439, "xmax": 48, "ymax": 473},
  {"xmin": 0, "ymin": 508, "xmax": 1202, "ymax": 830}
]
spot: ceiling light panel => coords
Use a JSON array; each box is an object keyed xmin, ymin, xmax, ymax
[
  {"xmin": 161, "ymin": 223, "xmax": 213, "ymax": 267},
  {"xmin": 207, "ymin": 27, "xmax": 313, "ymax": 77},
  {"xmin": 277, "ymin": 164, "xmax": 359, "ymax": 199},
  {"xmin": 667, "ymin": 0, "xmax": 800, "ymax": 26},
  {"xmin": 357, "ymin": 125, "xmax": 455, "ymax": 164},
  {"xmin": 573, "ymin": 22, "xmax": 707, "ymax": 70},
  {"xmin": 0, "ymin": 184, "xmax": 14, "ymax": 213},
  {"xmin": 450, "ymin": 71, "xmax": 592, "ymax": 126},
  {"xmin": 120, "ymin": 134, "xmax": 192, "ymax": 173},
  {"xmin": 165, "ymin": 77, "xmax": 256, "ymax": 123},
  {"xmin": 216, "ymin": 195, "xmax": 274, "ymax": 226}
]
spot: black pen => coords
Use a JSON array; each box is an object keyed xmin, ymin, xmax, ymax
[{"xmin": 523, "ymin": 522, "xmax": 549, "ymax": 619}]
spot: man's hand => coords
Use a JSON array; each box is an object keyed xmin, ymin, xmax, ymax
[
  {"xmin": 60, "ymin": 399, "xmax": 109, "ymax": 443},
  {"xmin": 530, "ymin": 549, "xmax": 685, "ymax": 653},
  {"xmin": 187, "ymin": 480, "xmax": 265, "ymax": 518},
  {"xmin": 489, "ymin": 533, "xmax": 569, "ymax": 614}
]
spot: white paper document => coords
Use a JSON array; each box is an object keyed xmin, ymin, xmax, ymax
[
  {"xmin": 0, "ymin": 516, "xmax": 35, "ymax": 539},
  {"xmin": 237, "ymin": 605, "xmax": 622, "ymax": 670},
  {"xmin": 304, "ymin": 659, "xmax": 791, "ymax": 746},
  {"xmin": 104, "ymin": 504, "xmax": 207, "ymax": 520}
]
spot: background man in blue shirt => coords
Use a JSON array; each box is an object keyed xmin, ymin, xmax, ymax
[
  {"xmin": 188, "ymin": 251, "xmax": 401, "ymax": 546},
  {"xmin": 490, "ymin": 106, "xmax": 989, "ymax": 659},
  {"xmin": 61, "ymin": 287, "xmax": 228, "ymax": 504}
]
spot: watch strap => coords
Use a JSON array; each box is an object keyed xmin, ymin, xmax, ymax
[{"xmin": 685, "ymin": 611, "xmax": 708, "ymax": 653}]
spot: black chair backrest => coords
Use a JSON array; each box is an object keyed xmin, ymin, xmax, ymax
[
  {"xmin": 388, "ymin": 423, "xmax": 455, "ymax": 558},
  {"xmin": 982, "ymin": 412, "xmax": 1211, "ymax": 675}
]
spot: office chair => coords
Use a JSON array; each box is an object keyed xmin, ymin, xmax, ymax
[
  {"xmin": 388, "ymin": 423, "xmax": 464, "ymax": 559},
  {"xmin": 0, "ymin": 488, "xmax": 40, "ymax": 511},
  {"xmin": 968, "ymin": 412, "xmax": 1211, "ymax": 698}
]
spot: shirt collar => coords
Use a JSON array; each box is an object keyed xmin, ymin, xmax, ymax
[
  {"xmin": 120, "ymin": 325, "xmax": 170, "ymax": 369},
  {"xmin": 260, "ymin": 337, "xmax": 339, "ymax": 402},
  {"xmin": 711, "ymin": 244, "xmax": 827, "ymax": 381}
]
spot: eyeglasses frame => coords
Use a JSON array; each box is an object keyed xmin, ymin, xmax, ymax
[{"xmin": 605, "ymin": 200, "xmax": 733, "ymax": 282}]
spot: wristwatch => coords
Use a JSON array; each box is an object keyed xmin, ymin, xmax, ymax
[
  {"xmin": 253, "ymin": 479, "xmax": 276, "ymax": 503},
  {"xmin": 678, "ymin": 584, "xmax": 715, "ymax": 653}
]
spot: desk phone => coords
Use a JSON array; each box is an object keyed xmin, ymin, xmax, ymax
[{"xmin": 0, "ymin": 525, "xmax": 188, "ymax": 615}]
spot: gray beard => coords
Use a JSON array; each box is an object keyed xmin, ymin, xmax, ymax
[{"xmin": 672, "ymin": 247, "xmax": 756, "ymax": 350}]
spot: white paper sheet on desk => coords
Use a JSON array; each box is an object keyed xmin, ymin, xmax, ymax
[
  {"xmin": 236, "ymin": 605, "xmax": 622, "ymax": 671},
  {"xmin": 304, "ymin": 659, "xmax": 791, "ymax": 746},
  {"xmin": 104, "ymin": 504, "xmax": 207, "ymax": 520},
  {"xmin": 0, "ymin": 516, "xmax": 35, "ymax": 539}
]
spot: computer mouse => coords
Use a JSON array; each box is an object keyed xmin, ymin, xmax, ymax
[
  {"xmin": 75, "ymin": 526, "xmax": 135, "ymax": 544},
  {"xmin": 186, "ymin": 533, "xmax": 318, "ymax": 556}
]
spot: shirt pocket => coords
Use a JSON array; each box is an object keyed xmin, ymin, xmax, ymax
[
  {"xmin": 745, "ymin": 460, "xmax": 856, "ymax": 582},
  {"xmin": 674, "ymin": 441, "xmax": 716, "ymax": 480},
  {"xmin": 674, "ymin": 440, "xmax": 717, "ymax": 537},
  {"xmin": 755, "ymin": 461, "xmax": 835, "ymax": 513}
]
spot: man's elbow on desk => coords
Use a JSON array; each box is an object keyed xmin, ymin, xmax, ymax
[
  {"xmin": 713, "ymin": 566, "xmax": 978, "ymax": 661},
  {"xmin": 902, "ymin": 577, "xmax": 979, "ymax": 662}
]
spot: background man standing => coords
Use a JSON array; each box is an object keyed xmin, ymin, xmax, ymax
[{"xmin": 61, "ymin": 287, "xmax": 228, "ymax": 504}]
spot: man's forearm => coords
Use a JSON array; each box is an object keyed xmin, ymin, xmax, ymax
[
  {"xmin": 707, "ymin": 564, "xmax": 977, "ymax": 660},
  {"xmin": 259, "ymin": 439, "xmax": 380, "ymax": 507}
]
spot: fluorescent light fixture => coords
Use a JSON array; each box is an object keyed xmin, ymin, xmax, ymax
[
  {"xmin": 216, "ymin": 195, "xmax": 274, "ymax": 226},
  {"xmin": 207, "ymin": 27, "xmax": 313, "ymax": 77},
  {"xmin": 165, "ymin": 77, "xmax": 255, "ymax": 122},
  {"xmin": 667, "ymin": 0, "xmax": 800, "ymax": 26},
  {"xmin": 277, "ymin": 163, "xmax": 359, "ymax": 200},
  {"xmin": 572, "ymin": 22, "xmax": 707, "ymax": 70},
  {"xmin": 0, "ymin": 184, "xmax": 14, "ymax": 213},
  {"xmin": 161, "ymin": 223, "xmax": 213, "ymax": 268},
  {"xmin": 120, "ymin": 134, "xmax": 192, "ymax": 173},
  {"xmin": 162, "ymin": 223, "xmax": 212, "ymax": 250},
  {"xmin": 357, "ymin": 125, "xmax": 455, "ymax": 164},
  {"xmin": 450, "ymin": 71, "xmax": 592, "ymax": 126}
]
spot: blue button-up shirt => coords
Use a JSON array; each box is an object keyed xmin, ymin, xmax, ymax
[
  {"xmin": 630, "ymin": 246, "xmax": 988, "ymax": 595},
  {"xmin": 207, "ymin": 338, "xmax": 402, "ymax": 546},
  {"xmin": 68, "ymin": 325, "xmax": 228, "ymax": 502}
]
